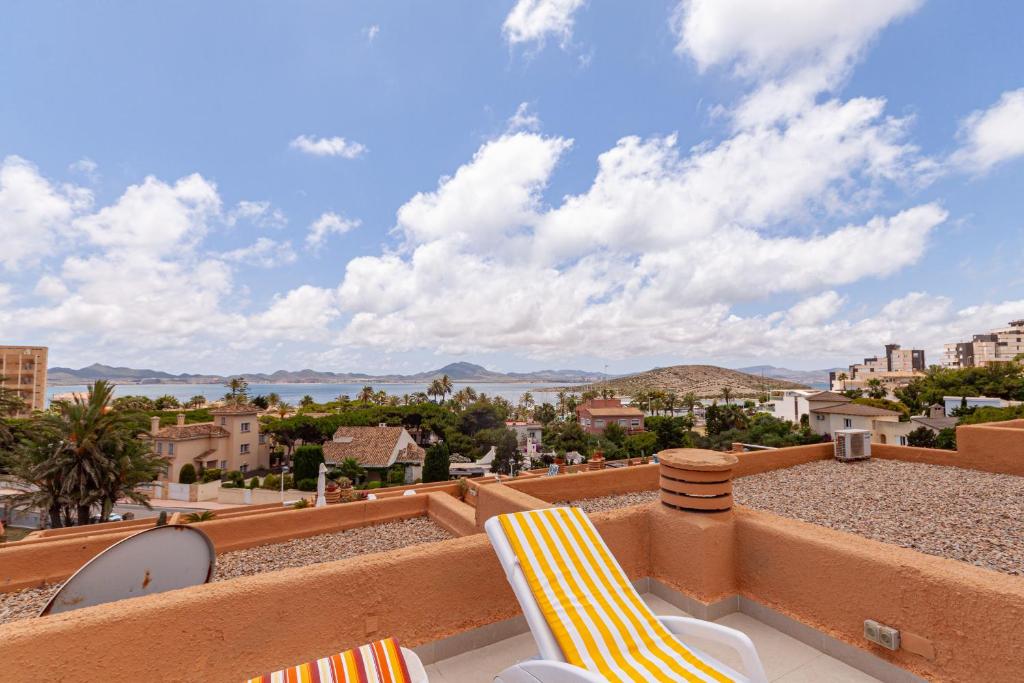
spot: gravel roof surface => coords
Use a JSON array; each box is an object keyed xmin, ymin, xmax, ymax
[
  {"xmin": 734, "ymin": 459, "xmax": 1024, "ymax": 575},
  {"xmin": 561, "ymin": 490, "xmax": 660, "ymax": 514},
  {"xmin": 0, "ymin": 516, "xmax": 451, "ymax": 626}
]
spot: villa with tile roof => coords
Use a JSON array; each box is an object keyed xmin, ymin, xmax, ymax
[
  {"xmin": 323, "ymin": 425, "xmax": 426, "ymax": 483},
  {"xmin": 576, "ymin": 398, "xmax": 645, "ymax": 435},
  {"xmin": 148, "ymin": 405, "xmax": 270, "ymax": 482}
]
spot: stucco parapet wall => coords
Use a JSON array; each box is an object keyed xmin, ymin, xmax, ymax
[
  {"xmin": 874, "ymin": 439, "xmax": 1024, "ymax": 477},
  {"xmin": 0, "ymin": 495, "xmax": 429, "ymax": 593},
  {"xmin": 474, "ymin": 482, "xmax": 551, "ymax": 530},
  {"xmin": 506, "ymin": 462, "xmax": 660, "ymax": 502},
  {"xmin": 733, "ymin": 505, "xmax": 1024, "ymax": 682},
  {"xmin": 732, "ymin": 442, "xmax": 834, "ymax": 478},
  {"xmin": 426, "ymin": 492, "xmax": 477, "ymax": 537},
  {"xmin": 0, "ymin": 505, "xmax": 651, "ymax": 683}
]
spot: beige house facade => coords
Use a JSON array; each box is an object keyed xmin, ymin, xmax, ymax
[
  {"xmin": 149, "ymin": 405, "xmax": 270, "ymax": 482},
  {"xmin": 807, "ymin": 392, "xmax": 903, "ymax": 443},
  {"xmin": 0, "ymin": 345, "xmax": 48, "ymax": 415}
]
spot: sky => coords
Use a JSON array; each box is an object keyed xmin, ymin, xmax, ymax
[{"xmin": 1, "ymin": 0, "xmax": 1023, "ymax": 376}]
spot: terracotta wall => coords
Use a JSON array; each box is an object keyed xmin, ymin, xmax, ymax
[
  {"xmin": 425, "ymin": 492, "xmax": 477, "ymax": 537},
  {"xmin": 874, "ymin": 429, "xmax": 1024, "ymax": 477},
  {"xmin": 506, "ymin": 463, "xmax": 659, "ymax": 502},
  {"xmin": 473, "ymin": 483, "xmax": 551, "ymax": 530},
  {"xmin": 732, "ymin": 442, "xmax": 834, "ymax": 478},
  {"xmin": 733, "ymin": 507, "xmax": 1024, "ymax": 682},
  {"xmin": 0, "ymin": 496, "xmax": 428, "ymax": 593},
  {"xmin": 0, "ymin": 506, "xmax": 651, "ymax": 683}
]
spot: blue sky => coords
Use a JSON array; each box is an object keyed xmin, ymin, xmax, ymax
[{"xmin": 1, "ymin": 0, "xmax": 1022, "ymax": 375}]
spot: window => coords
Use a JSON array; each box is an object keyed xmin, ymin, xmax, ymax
[
  {"xmin": 240, "ymin": 463, "xmax": 248, "ymax": 473},
  {"xmin": 156, "ymin": 441, "xmax": 163, "ymax": 454},
  {"xmin": 240, "ymin": 443, "xmax": 250, "ymax": 454},
  {"xmin": 630, "ymin": 418, "xmax": 640, "ymax": 427},
  {"xmin": 583, "ymin": 418, "xmax": 591, "ymax": 426},
  {"xmin": 595, "ymin": 419, "xmax": 606, "ymax": 427},
  {"xmin": 220, "ymin": 417, "xmax": 227, "ymax": 426},
  {"xmin": 618, "ymin": 419, "xmax": 627, "ymax": 426},
  {"xmin": 899, "ymin": 436, "xmax": 908, "ymax": 446},
  {"xmin": 219, "ymin": 460, "xmax": 227, "ymax": 470},
  {"xmin": 240, "ymin": 422, "xmax": 250, "ymax": 433},
  {"xmin": 815, "ymin": 414, "xmax": 825, "ymax": 421},
  {"xmin": 168, "ymin": 443, "xmax": 175, "ymax": 455},
  {"xmin": 843, "ymin": 418, "xmax": 853, "ymax": 428},
  {"xmin": 258, "ymin": 434, "xmax": 266, "ymax": 444}
]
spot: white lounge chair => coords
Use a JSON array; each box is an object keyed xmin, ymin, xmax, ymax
[{"xmin": 485, "ymin": 507, "xmax": 768, "ymax": 683}]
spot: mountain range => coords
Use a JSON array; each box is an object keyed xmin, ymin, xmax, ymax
[
  {"xmin": 46, "ymin": 362, "xmax": 611, "ymax": 386},
  {"xmin": 736, "ymin": 365, "xmax": 841, "ymax": 388}
]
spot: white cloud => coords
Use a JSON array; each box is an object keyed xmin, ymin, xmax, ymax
[
  {"xmin": 672, "ymin": 0, "xmax": 924, "ymax": 127},
  {"xmin": 507, "ymin": 102, "xmax": 541, "ymax": 133},
  {"xmin": 306, "ymin": 212, "xmax": 361, "ymax": 250},
  {"xmin": 220, "ymin": 238, "xmax": 297, "ymax": 268},
  {"xmin": 227, "ymin": 200, "xmax": 287, "ymax": 228},
  {"xmin": 250, "ymin": 285, "xmax": 340, "ymax": 339},
  {"xmin": 0, "ymin": 156, "xmax": 92, "ymax": 271},
  {"xmin": 73, "ymin": 173, "xmax": 220, "ymax": 255},
  {"xmin": 34, "ymin": 275, "xmax": 69, "ymax": 300},
  {"xmin": 289, "ymin": 135, "xmax": 367, "ymax": 158},
  {"xmin": 950, "ymin": 88, "xmax": 1024, "ymax": 174},
  {"xmin": 334, "ymin": 100, "xmax": 946, "ymax": 359},
  {"xmin": 68, "ymin": 158, "xmax": 99, "ymax": 182},
  {"xmin": 503, "ymin": 0, "xmax": 586, "ymax": 48},
  {"xmin": 364, "ymin": 25, "xmax": 380, "ymax": 42}
]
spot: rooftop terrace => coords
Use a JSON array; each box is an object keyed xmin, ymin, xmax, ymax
[{"xmin": 0, "ymin": 418, "xmax": 1022, "ymax": 682}]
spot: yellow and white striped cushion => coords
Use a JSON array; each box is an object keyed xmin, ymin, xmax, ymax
[
  {"xmin": 498, "ymin": 507, "xmax": 733, "ymax": 683},
  {"xmin": 243, "ymin": 637, "xmax": 411, "ymax": 683}
]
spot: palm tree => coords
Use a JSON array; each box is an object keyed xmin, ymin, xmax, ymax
[
  {"xmin": 663, "ymin": 391, "xmax": 678, "ymax": 416},
  {"xmin": 266, "ymin": 392, "xmax": 281, "ymax": 407},
  {"xmin": 440, "ymin": 374, "xmax": 454, "ymax": 402},
  {"xmin": 428, "ymin": 379, "xmax": 445, "ymax": 403},
  {"xmin": 187, "ymin": 395, "xmax": 207, "ymax": 409},
  {"xmin": 556, "ymin": 391, "xmax": 567, "ymax": 419},
  {"xmin": 357, "ymin": 386, "xmax": 375, "ymax": 403},
  {"xmin": 337, "ymin": 457, "xmax": 366, "ymax": 484},
  {"xmin": 299, "ymin": 395, "xmax": 315, "ymax": 409},
  {"xmin": 224, "ymin": 377, "xmax": 249, "ymax": 405},
  {"xmin": 836, "ymin": 372, "xmax": 849, "ymax": 391},
  {"xmin": 680, "ymin": 392, "xmax": 699, "ymax": 415},
  {"xmin": 9, "ymin": 381, "xmax": 166, "ymax": 527},
  {"xmin": 721, "ymin": 387, "xmax": 733, "ymax": 405},
  {"xmin": 276, "ymin": 401, "xmax": 293, "ymax": 418},
  {"xmin": 374, "ymin": 390, "xmax": 388, "ymax": 406}
]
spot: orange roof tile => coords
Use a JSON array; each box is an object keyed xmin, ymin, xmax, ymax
[
  {"xmin": 323, "ymin": 426, "xmax": 407, "ymax": 469},
  {"xmin": 152, "ymin": 423, "xmax": 230, "ymax": 440}
]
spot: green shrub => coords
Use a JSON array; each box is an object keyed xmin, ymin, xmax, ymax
[
  {"xmin": 283, "ymin": 474, "xmax": 294, "ymax": 490},
  {"xmin": 178, "ymin": 464, "xmax": 197, "ymax": 484},
  {"xmin": 248, "ymin": 477, "xmax": 260, "ymax": 489},
  {"xmin": 184, "ymin": 510, "xmax": 216, "ymax": 523},
  {"xmin": 292, "ymin": 444, "xmax": 325, "ymax": 483},
  {"xmin": 261, "ymin": 473, "xmax": 281, "ymax": 490},
  {"xmin": 225, "ymin": 470, "xmax": 244, "ymax": 486},
  {"xmin": 367, "ymin": 481, "xmax": 382, "ymax": 489},
  {"xmin": 297, "ymin": 477, "xmax": 318, "ymax": 491},
  {"xmin": 293, "ymin": 498, "xmax": 310, "ymax": 509},
  {"xmin": 200, "ymin": 467, "xmax": 222, "ymax": 483},
  {"xmin": 422, "ymin": 443, "xmax": 450, "ymax": 483}
]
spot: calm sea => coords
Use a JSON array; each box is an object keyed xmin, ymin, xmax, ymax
[{"xmin": 44, "ymin": 381, "xmax": 579, "ymax": 407}]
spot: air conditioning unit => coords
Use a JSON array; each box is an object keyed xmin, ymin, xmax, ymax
[{"xmin": 834, "ymin": 429, "xmax": 872, "ymax": 462}]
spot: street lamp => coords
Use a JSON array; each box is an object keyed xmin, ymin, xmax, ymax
[{"xmin": 280, "ymin": 465, "xmax": 289, "ymax": 504}]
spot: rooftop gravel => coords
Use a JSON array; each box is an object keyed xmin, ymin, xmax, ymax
[
  {"xmin": 560, "ymin": 490, "xmax": 660, "ymax": 514},
  {"xmin": 734, "ymin": 458, "xmax": 1024, "ymax": 576},
  {"xmin": 0, "ymin": 516, "xmax": 451, "ymax": 626}
]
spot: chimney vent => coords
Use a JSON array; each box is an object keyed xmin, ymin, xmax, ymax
[
  {"xmin": 177, "ymin": 413, "xmax": 186, "ymax": 426},
  {"xmin": 150, "ymin": 416, "xmax": 161, "ymax": 435}
]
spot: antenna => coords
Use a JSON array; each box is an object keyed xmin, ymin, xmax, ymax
[{"xmin": 40, "ymin": 524, "xmax": 215, "ymax": 616}]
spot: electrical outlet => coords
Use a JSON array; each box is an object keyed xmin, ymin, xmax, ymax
[{"xmin": 864, "ymin": 619, "xmax": 900, "ymax": 650}]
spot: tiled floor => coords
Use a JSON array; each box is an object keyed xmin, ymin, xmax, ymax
[{"xmin": 424, "ymin": 594, "xmax": 880, "ymax": 682}]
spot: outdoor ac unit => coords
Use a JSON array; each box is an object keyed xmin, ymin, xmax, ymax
[{"xmin": 834, "ymin": 429, "xmax": 872, "ymax": 462}]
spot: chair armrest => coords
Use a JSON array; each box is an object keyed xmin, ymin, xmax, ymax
[
  {"xmin": 494, "ymin": 660, "xmax": 609, "ymax": 683},
  {"xmin": 657, "ymin": 615, "xmax": 768, "ymax": 683}
]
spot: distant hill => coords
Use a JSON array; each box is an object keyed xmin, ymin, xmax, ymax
[
  {"xmin": 46, "ymin": 361, "xmax": 608, "ymax": 386},
  {"xmin": 736, "ymin": 365, "xmax": 840, "ymax": 388},
  {"xmin": 564, "ymin": 364, "xmax": 808, "ymax": 399}
]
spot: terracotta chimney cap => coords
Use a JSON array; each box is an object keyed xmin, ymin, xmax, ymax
[
  {"xmin": 176, "ymin": 413, "xmax": 186, "ymax": 426},
  {"xmin": 659, "ymin": 448, "xmax": 738, "ymax": 471}
]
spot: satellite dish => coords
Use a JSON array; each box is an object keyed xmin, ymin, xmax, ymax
[{"xmin": 40, "ymin": 524, "xmax": 215, "ymax": 617}]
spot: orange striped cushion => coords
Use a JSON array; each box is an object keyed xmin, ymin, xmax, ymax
[
  {"xmin": 499, "ymin": 507, "xmax": 733, "ymax": 682},
  {"xmin": 243, "ymin": 637, "xmax": 411, "ymax": 683}
]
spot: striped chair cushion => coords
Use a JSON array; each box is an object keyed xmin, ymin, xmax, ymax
[
  {"xmin": 243, "ymin": 637, "xmax": 411, "ymax": 683},
  {"xmin": 499, "ymin": 507, "xmax": 733, "ymax": 683}
]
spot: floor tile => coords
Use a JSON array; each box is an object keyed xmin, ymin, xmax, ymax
[
  {"xmin": 713, "ymin": 612, "xmax": 822, "ymax": 681},
  {"xmin": 775, "ymin": 654, "xmax": 882, "ymax": 682}
]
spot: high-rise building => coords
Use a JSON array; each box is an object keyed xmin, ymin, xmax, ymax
[
  {"xmin": 942, "ymin": 321, "xmax": 1024, "ymax": 368},
  {"xmin": 828, "ymin": 344, "xmax": 926, "ymax": 394},
  {"xmin": 0, "ymin": 345, "xmax": 48, "ymax": 415}
]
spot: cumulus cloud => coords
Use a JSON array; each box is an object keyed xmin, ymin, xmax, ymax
[
  {"xmin": 220, "ymin": 238, "xmax": 297, "ymax": 268},
  {"xmin": 227, "ymin": 200, "xmax": 287, "ymax": 228},
  {"xmin": 333, "ymin": 97, "xmax": 947, "ymax": 359},
  {"xmin": 950, "ymin": 88, "xmax": 1024, "ymax": 174},
  {"xmin": 0, "ymin": 156, "xmax": 92, "ymax": 270},
  {"xmin": 503, "ymin": 0, "xmax": 586, "ymax": 48},
  {"xmin": 672, "ymin": 0, "xmax": 924, "ymax": 127},
  {"xmin": 289, "ymin": 135, "xmax": 367, "ymax": 158},
  {"xmin": 306, "ymin": 212, "xmax": 361, "ymax": 250},
  {"xmin": 507, "ymin": 102, "xmax": 541, "ymax": 133},
  {"xmin": 364, "ymin": 25, "xmax": 380, "ymax": 42}
]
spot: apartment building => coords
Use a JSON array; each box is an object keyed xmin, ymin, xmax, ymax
[
  {"xmin": 149, "ymin": 405, "xmax": 270, "ymax": 482},
  {"xmin": 828, "ymin": 343, "xmax": 925, "ymax": 394},
  {"xmin": 576, "ymin": 398, "xmax": 644, "ymax": 435},
  {"xmin": 943, "ymin": 320, "xmax": 1024, "ymax": 368},
  {"xmin": 0, "ymin": 345, "xmax": 48, "ymax": 415}
]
